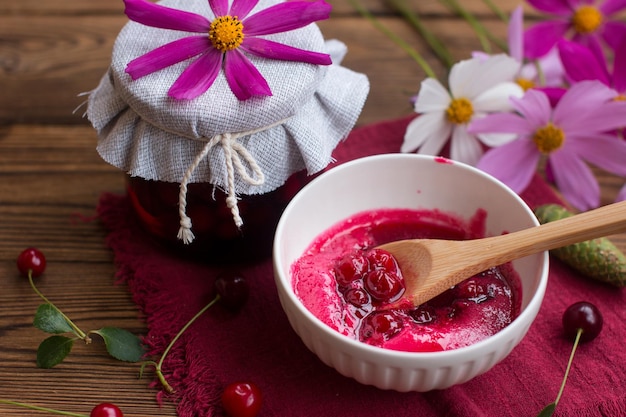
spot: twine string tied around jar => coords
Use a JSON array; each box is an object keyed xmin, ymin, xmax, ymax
[{"xmin": 177, "ymin": 119, "xmax": 288, "ymax": 244}]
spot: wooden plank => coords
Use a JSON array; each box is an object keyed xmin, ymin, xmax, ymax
[
  {"xmin": 0, "ymin": 16, "xmax": 122, "ymax": 124},
  {"xmin": 0, "ymin": 123, "xmax": 176, "ymax": 416}
]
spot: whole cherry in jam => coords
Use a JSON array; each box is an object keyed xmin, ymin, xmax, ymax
[
  {"xmin": 363, "ymin": 269, "xmax": 404, "ymax": 302},
  {"xmin": 334, "ymin": 252, "xmax": 368, "ymax": 287},
  {"xmin": 16, "ymin": 247, "xmax": 46, "ymax": 278},
  {"xmin": 344, "ymin": 288, "xmax": 371, "ymax": 307},
  {"xmin": 90, "ymin": 403, "xmax": 124, "ymax": 417},
  {"xmin": 221, "ymin": 381, "xmax": 263, "ymax": 417},
  {"xmin": 334, "ymin": 248, "xmax": 405, "ymax": 304},
  {"xmin": 359, "ymin": 311, "xmax": 404, "ymax": 343}
]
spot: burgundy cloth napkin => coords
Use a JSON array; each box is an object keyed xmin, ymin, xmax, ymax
[{"xmin": 98, "ymin": 116, "xmax": 626, "ymax": 417}]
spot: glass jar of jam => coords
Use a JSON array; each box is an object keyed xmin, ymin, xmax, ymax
[{"xmin": 126, "ymin": 169, "xmax": 312, "ymax": 264}]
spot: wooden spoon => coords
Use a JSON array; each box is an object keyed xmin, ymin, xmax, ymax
[{"xmin": 378, "ymin": 201, "xmax": 626, "ymax": 307}]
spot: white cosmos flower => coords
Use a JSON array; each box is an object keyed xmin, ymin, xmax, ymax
[{"xmin": 402, "ymin": 54, "xmax": 525, "ymax": 166}]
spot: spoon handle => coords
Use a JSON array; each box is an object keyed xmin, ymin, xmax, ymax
[{"xmin": 472, "ymin": 200, "xmax": 626, "ymax": 267}]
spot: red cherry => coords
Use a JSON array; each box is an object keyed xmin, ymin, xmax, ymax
[
  {"xmin": 359, "ymin": 311, "xmax": 404, "ymax": 342},
  {"xmin": 366, "ymin": 249, "xmax": 400, "ymax": 273},
  {"xmin": 363, "ymin": 269, "xmax": 405, "ymax": 303},
  {"xmin": 343, "ymin": 288, "xmax": 371, "ymax": 307},
  {"xmin": 221, "ymin": 382, "xmax": 263, "ymax": 417},
  {"xmin": 214, "ymin": 272, "xmax": 249, "ymax": 311},
  {"xmin": 562, "ymin": 301, "xmax": 603, "ymax": 343},
  {"xmin": 409, "ymin": 305, "xmax": 436, "ymax": 324},
  {"xmin": 16, "ymin": 247, "xmax": 46, "ymax": 278},
  {"xmin": 90, "ymin": 403, "xmax": 124, "ymax": 417},
  {"xmin": 334, "ymin": 252, "xmax": 368, "ymax": 287}
]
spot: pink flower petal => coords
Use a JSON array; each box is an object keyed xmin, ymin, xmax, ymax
[
  {"xmin": 599, "ymin": 0, "xmax": 626, "ymax": 16},
  {"xmin": 535, "ymin": 86, "xmax": 566, "ymax": 107},
  {"xmin": 468, "ymin": 113, "xmax": 534, "ymax": 136},
  {"xmin": 241, "ymin": 37, "xmax": 331, "ymax": 65},
  {"xmin": 557, "ymin": 40, "xmax": 610, "ymax": 84},
  {"xmin": 209, "ymin": 0, "xmax": 230, "ymax": 18},
  {"xmin": 509, "ymin": 90, "xmax": 553, "ymax": 126},
  {"xmin": 229, "ymin": 0, "xmax": 260, "ymax": 20},
  {"xmin": 168, "ymin": 48, "xmax": 223, "ymax": 100},
  {"xmin": 581, "ymin": 100, "xmax": 626, "ymax": 132},
  {"xmin": 571, "ymin": 32, "xmax": 609, "ymax": 65},
  {"xmin": 123, "ymin": 0, "xmax": 209, "ymax": 33},
  {"xmin": 569, "ymin": 134, "xmax": 626, "ymax": 176},
  {"xmin": 477, "ymin": 139, "xmax": 540, "ymax": 193},
  {"xmin": 126, "ymin": 36, "xmax": 210, "ymax": 79},
  {"xmin": 243, "ymin": 0, "xmax": 331, "ymax": 36},
  {"xmin": 601, "ymin": 20, "xmax": 626, "ymax": 50},
  {"xmin": 508, "ymin": 6, "xmax": 524, "ymax": 62},
  {"xmin": 524, "ymin": 21, "xmax": 569, "ymax": 59},
  {"xmin": 554, "ymin": 80, "xmax": 617, "ymax": 130},
  {"xmin": 224, "ymin": 50, "xmax": 272, "ymax": 100},
  {"xmin": 526, "ymin": 0, "xmax": 572, "ymax": 14},
  {"xmin": 536, "ymin": 48, "xmax": 566, "ymax": 86},
  {"xmin": 550, "ymin": 149, "xmax": 600, "ymax": 211}
]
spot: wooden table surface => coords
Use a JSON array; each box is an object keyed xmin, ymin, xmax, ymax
[{"xmin": 1, "ymin": 0, "xmax": 624, "ymax": 416}]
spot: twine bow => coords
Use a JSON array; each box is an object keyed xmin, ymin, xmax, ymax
[{"xmin": 177, "ymin": 121, "xmax": 286, "ymax": 244}]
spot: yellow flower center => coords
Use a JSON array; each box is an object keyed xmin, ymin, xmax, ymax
[
  {"xmin": 516, "ymin": 77, "xmax": 535, "ymax": 91},
  {"xmin": 614, "ymin": 94, "xmax": 626, "ymax": 101},
  {"xmin": 446, "ymin": 97, "xmax": 474, "ymax": 124},
  {"xmin": 533, "ymin": 123, "xmax": 565, "ymax": 154},
  {"xmin": 572, "ymin": 5, "xmax": 603, "ymax": 34},
  {"xmin": 209, "ymin": 15, "xmax": 244, "ymax": 52}
]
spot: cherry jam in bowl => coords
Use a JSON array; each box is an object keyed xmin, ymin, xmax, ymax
[{"xmin": 273, "ymin": 154, "xmax": 549, "ymax": 392}]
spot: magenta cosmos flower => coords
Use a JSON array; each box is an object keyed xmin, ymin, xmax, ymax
[
  {"xmin": 558, "ymin": 38, "xmax": 626, "ymax": 98},
  {"xmin": 123, "ymin": 0, "xmax": 332, "ymax": 100},
  {"xmin": 468, "ymin": 80, "xmax": 626, "ymax": 211},
  {"xmin": 524, "ymin": 0, "xmax": 626, "ymax": 60}
]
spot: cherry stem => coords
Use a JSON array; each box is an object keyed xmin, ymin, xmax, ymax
[
  {"xmin": 0, "ymin": 399, "xmax": 87, "ymax": 417},
  {"xmin": 28, "ymin": 271, "xmax": 91, "ymax": 343},
  {"xmin": 554, "ymin": 327, "xmax": 583, "ymax": 407},
  {"xmin": 148, "ymin": 294, "xmax": 221, "ymax": 393}
]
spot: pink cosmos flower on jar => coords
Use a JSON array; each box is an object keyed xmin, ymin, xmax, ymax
[{"xmin": 86, "ymin": 0, "xmax": 369, "ymax": 263}]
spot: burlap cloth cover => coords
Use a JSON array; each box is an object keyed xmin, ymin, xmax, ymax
[{"xmin": 87, "ymin": 0, "xmax": 369, "ymax": 200}]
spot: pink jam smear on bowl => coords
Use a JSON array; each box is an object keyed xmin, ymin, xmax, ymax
[{"xmin": 290, "ymin": 208, "xmax": 522, "ymax": 352}]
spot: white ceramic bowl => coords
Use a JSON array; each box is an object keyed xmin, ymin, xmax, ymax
[{"xmin": 273, "ymin": 154, "xmax": 549, "ymax": 392}]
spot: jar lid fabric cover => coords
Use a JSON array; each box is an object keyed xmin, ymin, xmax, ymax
[{"xmin": 87, "ymin": 0, "xmax": 370, "ymax": 197}]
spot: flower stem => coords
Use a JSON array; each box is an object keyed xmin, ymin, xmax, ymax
[
  {"xmin": 481, "ymin": 0, "xmax": 508, "ymax": 22},
  {"xmin": 28, "ymin": 272, "xmax": 90, "ymax": 342},
  {"xmin": 148, "ymin": 294, "xmax": 221, "ymax": 393},
  {"xmin": 349, "ymin": 0, "xmax": 437, "ymax": 79},
  {"xmin": 0, "ymin": 399, "xmax": 87, "ymax": 417},
  {"xmin": 386, "ymin": 0, "xmax": 454, "ymax": 69},
  {"xmin": 440, "ymin": 0, "xmax": 508, "ymax": 53}
]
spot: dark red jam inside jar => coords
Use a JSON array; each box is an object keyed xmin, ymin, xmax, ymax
[{"xmin": 126, "ymin": 170, "xmax": 311, "ymax": 264}]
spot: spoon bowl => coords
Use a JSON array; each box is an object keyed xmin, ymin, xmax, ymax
[{"xmin": 380, "ymin": 201, "xmax": 626, "ymax": 307}]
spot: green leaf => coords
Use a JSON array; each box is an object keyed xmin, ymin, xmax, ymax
[
  {"xmin": 93, "ymin": 327, "xmax": 145, "ymax": 362},
  {"xmin": 536, "ymin": 403, "xmax": 556, "ymax": 417},
  {"xmin": 33, "ymin": 303, "xmax": 74, "ymax": 334},
  {"xmin": 37, "ymin": 335, "xmax": 74, "ymax": 368}
]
